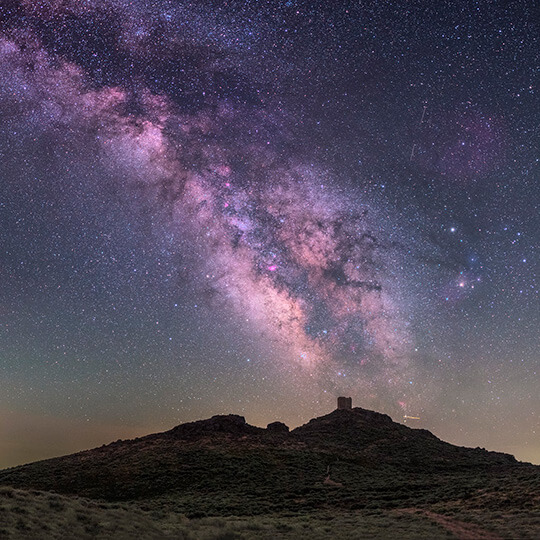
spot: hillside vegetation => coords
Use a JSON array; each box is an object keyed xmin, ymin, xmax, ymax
[{"xmin": 1, "ymin": 408, "xmax": 538, "ymax": 538}]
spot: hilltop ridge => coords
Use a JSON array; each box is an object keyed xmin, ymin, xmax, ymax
[
  {"xmin": 0, "ymin": 405, "xmax": 522, "ymax": 501},
  {"xmin": 0, "ymin": 404, "xmax": 538, "ymax": 538}
]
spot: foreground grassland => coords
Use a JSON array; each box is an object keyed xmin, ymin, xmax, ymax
[
  {"xmin": 0, "ymin": 486, "xmax": 513, "ymax": 539},
  {"xmin": 1, "ymin": 478, "xmax": 538, "ymax": 539}
]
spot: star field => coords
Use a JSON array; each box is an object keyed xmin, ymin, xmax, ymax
[{"xmin": 0, "ymin": 0, "xmax": 538, "ymax": 467}]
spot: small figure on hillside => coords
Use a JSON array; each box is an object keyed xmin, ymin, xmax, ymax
[{"xmin": 323, "ymin": 464, "xmax": 343, "ymax": 487}]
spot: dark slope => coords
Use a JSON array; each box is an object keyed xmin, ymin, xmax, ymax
[
  {"xmin": 291, "ymin": 408, "xmax": 517, "ymax": 469},
  {"xmin": 0, "ymin": 408, "xmax": 536, "ymax": 517}
]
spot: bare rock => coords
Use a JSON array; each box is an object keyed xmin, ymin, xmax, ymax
[{"xmin": 266, "ymin": 421, "xmax": 289, "ymax": 433}]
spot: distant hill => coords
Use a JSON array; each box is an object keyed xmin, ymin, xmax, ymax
[
  {"xmin": 0, "ymin": 407, "xmax": 534, "ymax": 515},
  {"xmin": 1, "ymin": 406, "xmax": 539, "ymax": 538},
  {"xmin": 292, "ymin": 408, "xmax": 517, "ymax": 469}
]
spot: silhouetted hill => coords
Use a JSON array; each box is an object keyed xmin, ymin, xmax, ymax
[
  {"xmin": 1, "ymin": 406, "xmax": 535, "ymax": 524},
  {"xmin": 291, "ymin": 408, "xmax": 517, "ymax": 469}
]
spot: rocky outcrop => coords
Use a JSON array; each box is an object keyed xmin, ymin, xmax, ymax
[
  {"xmin": 168, "ymin": 414, "xmax": 264, "ymax": 439},
  {"xmin": 266, "ymin": 421, "xmax": 289, "ymax": 433}
]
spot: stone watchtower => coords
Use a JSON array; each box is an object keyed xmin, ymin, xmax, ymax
[{"xmin": 337, "ymin": 396, "xmax": 352, "ymax": 410}]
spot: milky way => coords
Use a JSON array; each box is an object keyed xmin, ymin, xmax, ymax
[
  {"xmin": 0, "ymin": 20, "xmax": 415, "ymax": 387},
  {"xmin": 1, "ymin": 0, "xmax": 538, "ymax": 466}
]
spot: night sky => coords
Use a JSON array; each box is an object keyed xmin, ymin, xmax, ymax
[{"xmin": 1, "ymin": 0, "xmax": 538, "ymax": 468}]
